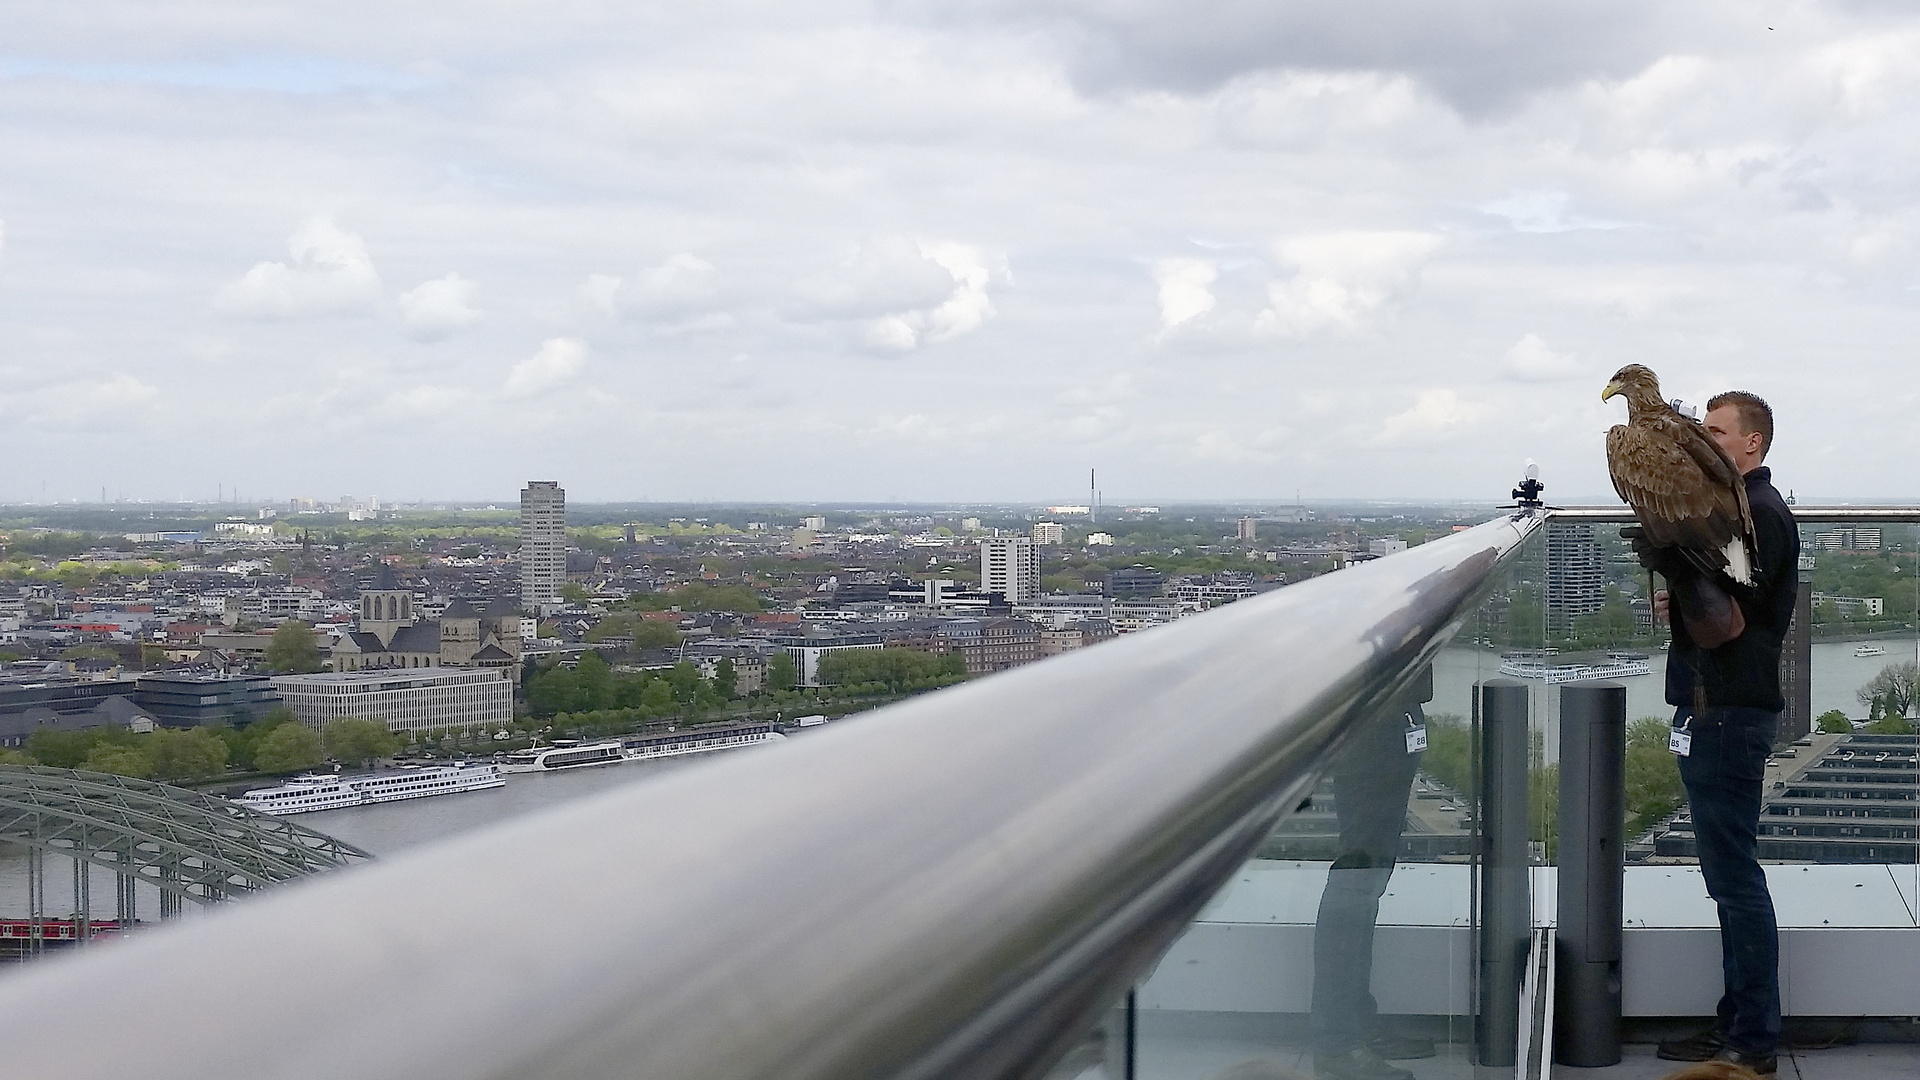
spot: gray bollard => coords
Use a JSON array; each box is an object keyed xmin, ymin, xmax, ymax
[
  {"xmin": 1555, "ymin": 682, "xmax": 1626, "ymax": 1067},
  {"xmin": 1475, "ymin": 679, "xmax": 1530, "ymax": 1067}
]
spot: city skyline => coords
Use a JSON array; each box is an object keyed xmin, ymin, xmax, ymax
[{"xmin": 7, "ymin": 6, "xmax": 1920, "ymax": 503}]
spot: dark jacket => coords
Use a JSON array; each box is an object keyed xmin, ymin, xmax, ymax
[{"xmin": 1666, "ymin": 466, "xmax": 1799, "ymax": 711}]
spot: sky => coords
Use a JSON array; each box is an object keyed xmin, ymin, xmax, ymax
[{"xmin": 3, "ymin": 1, "xmax": 1918, "ymax": 505}]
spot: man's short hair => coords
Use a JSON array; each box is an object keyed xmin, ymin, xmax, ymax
[{"xmin": 1708, "ymin": 390, "xmax": 1774, "ymax": 457}]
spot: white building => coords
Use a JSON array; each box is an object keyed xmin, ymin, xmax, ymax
[
  {"xmin": 271, "ymin": 668, "xmax": 514, "ymax": 735},
  {"xmin": 802, "ymin": 515, "xmax": 827, "ymax": 532},
  {"xmin": 1368, "ymin": 537, "xmax": 1408, "ymax": 556},
  {"xmin": 520, "ymin": 480, "xmax": 567, "ymax": 615},
  {"xmin": 980, "ymin": 536, "xmax": 1040, "ymax": 603},
  {"xmin": 1031, "ymin": 521, "xmax": 1065, "ymax": 545},
  {"xmin": 1236, "ymin": 518, "xmax": 1259, "ymax": 542}
]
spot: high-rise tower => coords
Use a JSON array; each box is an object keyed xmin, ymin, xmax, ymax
[
  {"xmin": 980, "ymin": 536, "xmax": 1039, "ymax": 603},
  {"xmin": 520, "ymin": 481, "xmax": 567, "ymax": 614}
]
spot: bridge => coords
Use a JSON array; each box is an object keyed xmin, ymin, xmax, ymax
[{"xmin": 0, "ymin": 766, "xmax": 371, "ymax": 955}]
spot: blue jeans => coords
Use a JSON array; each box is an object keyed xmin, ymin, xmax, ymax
[
  {"xmin": 1674, "ymin": 706, "xmax": 1781, "ymax": 1055},
  {"xmin": 1312, "ymin": 706, "xmax": 1421, "ymax": 1054}
]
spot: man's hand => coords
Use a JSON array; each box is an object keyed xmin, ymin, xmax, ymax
[{"xmin": 1653, "ymin": 589, "xmax": 1670, "ymax": 627}]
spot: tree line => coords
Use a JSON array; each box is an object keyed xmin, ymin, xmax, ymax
[{"xmin": 4, "ymin": 712, "xmax": 404, "ymax": 782}]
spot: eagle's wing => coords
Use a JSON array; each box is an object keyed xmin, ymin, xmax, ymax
[{"xmin": 1607, "ymin": 418, "xmax": 1756, "ymax": 585}]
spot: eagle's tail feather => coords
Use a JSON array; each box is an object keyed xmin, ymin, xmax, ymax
[{"xmin": 1721, "ymin": 537, "xmax": 1754, "ymax": 587}]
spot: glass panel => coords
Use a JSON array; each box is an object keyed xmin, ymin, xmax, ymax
[{"xmin": 1132, "ymin": 520, "xmax": 1543, "ymax": 1079}]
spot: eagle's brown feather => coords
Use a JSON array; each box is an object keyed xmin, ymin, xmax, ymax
[{"xmin": 1602, "ymin": 364, "xmax": 1759, "ymax": 586}]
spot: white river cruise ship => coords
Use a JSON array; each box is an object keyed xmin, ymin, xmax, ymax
[
  {"xmin": 234, "ymin": 760, "xmax": 505, "ymax": 815},
  {"xmin": 500, "ymin": 722, "xmax": 785, "ymax": 774}
]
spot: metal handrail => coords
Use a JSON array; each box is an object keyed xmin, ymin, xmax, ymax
[{"xmin": 0, "ymin": 511, "xmax": 1545, "ymax": 1080}]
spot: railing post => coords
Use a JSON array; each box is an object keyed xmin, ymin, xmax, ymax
[
  {"xmin": 1474, "ymin": 678, "xmax": 1529, "ymax": 1067},
  {"xmin": 1555, "ymin": 682, "xmax": 1625, "ymax": 1066}
]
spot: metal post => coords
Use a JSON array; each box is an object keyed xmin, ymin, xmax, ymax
[
  {"xmin": 1555, "ymin": 682, "xmax": 1625, "ymax": 1066},
  {"xmin": 1475, "ymin": 679, "xmax": 1530, "ymax": 1067},
  {"xmin": 27, "ymin": 847, "xmax": 43, "ymax": 956}
]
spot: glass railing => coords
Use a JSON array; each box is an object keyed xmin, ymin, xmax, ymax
[{"xmin": 1123, "ymin": 508, "xmax": 1920, "ymax": 1080}]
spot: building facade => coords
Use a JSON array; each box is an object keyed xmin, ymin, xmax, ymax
[
  {"xmin": 980, "ymin": 536, "xmax": 1039, "ymax": 604},
  {"xmin": 1544, "ymin": 522, "xmax": 1606, "ymax": 634},
  {"xmin": 520, "ymin": 481, "xmax": 567, "ymax": 615},
  {"xmin": 331, "ymin": 568, "xmax": 523, "ymax": 673},
  {"xmin": 271, "ymin": 668, "xmax": 514, "ymax": 735},
  {"xmin": 1031, "ymin": 521, "xmax": 1065, "ymax": 546}
]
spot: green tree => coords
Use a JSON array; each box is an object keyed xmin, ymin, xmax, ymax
[
  {"xmin": 0, "ymin": 748, "xmax": 34, "ymax": 765},
  {"xmin": 82, "ymin": 744, "xmax": 154, "ymax": 778},
  {"xmin": 147, "ymin": 727, "xmax": 230, "ymax": 781},
  {"xmin": 265, "ymin": 620, "xmax": 326, "ymax": 673},
  {"xmin": 768, "ymin": 652, "xmax": 797, "ymax": 692},
  {"xmin": 26, "ymin": 728, "xmax": 107, "ymax": 768},
  {"xmin": 640, "ymin": 679, "xmax": 675, "ymax": 713},
  {"xmin": 1417, "ymin": 713, "xmax": 1473, "ymax": 797},
  {"xmin": 324, "ymin": 717, "xmax": 401, "ymax": 768},
  {"xmin": 574, "ymin": 652, "xmax": 615, "ymax": 711},
  {"xmin": 1624, "ymin": 717, "xmax": 1686, "ymax": 837},
  {"xmin": 59, "ymin": 644, "xmax": 121, "ymax": 663},
  {"xmin": 1817, "ymin": 709, "xmax": 1854, "ymax": 735},
  {"xmin": 560, "ymin": 581, "xmax": 591, "ymax": 604},
  {"xmin": 1866, "ymin": 713, "xmax": 1916, "ymax": 735},
  {"xmin": 714, "ymin": 658, "xmax": 737, "ymax": 699},
  {"xmin": 254, "ymin": 723, "xmax": 325, "ymax": 773}
]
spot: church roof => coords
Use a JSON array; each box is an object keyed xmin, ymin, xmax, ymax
[
  {"xmin": 337, "ymin": 631, "xmax": 385, "ymax": 653},
  {"xmin": 471, "ymin": 643, "xmax": 514, "ymax": 661},
  {"xmin": 483, "ymin": 598, "xmax": 522, "ymax": 617},
  {"xmin": 386, "ymin": 623, "xmax": 441, "ymax": 654},
  {"xmin": 371, "ymin": 564, "xmax": 401, "ymax": 591},
  {"xmin": 441, "ymin": 599, "xmax": 480, "ymax": 619}
]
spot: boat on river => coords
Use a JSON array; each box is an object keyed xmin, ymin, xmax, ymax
[
  {"xmin": 235, "ymin": 760, "xmax": 505, "ymax": 815},
  {"xmin": 1855, "ymin": 644, "xmax": 1886, "ymax": 658},
  {"xmin": 499, "ymin": 741, "xmax": 624, "ymax": 774},
  {"xmin": 501, "ymin": 723, "xmax": 786, "ymax": 774}
]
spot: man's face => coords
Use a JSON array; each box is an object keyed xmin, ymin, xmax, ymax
[{"xmin": 1704, "ymin": 405, "xmax": 1762, "ymax": 470}]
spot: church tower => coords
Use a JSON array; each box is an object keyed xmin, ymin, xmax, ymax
[{"xmin": 359, "ymin": 564, "xmax": 415, "ymax": 648}]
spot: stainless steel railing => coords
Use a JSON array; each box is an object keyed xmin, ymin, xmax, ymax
[{"xmin": 0, "ymin": 510, "xmax": 1545, "ymax": 1080}]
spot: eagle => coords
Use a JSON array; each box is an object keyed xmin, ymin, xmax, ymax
[{"xmin": 1601, "ymin": 364, "xmax": 1757, "ymax": 587}]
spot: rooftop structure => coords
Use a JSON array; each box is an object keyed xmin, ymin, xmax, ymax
[{"xmin": 270, "ymin": 668, "xmax": 513, "ymax": 735}]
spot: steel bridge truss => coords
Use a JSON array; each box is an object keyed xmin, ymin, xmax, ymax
[{"xmin": 0, "ymin": 766, "xmax": 371, "ymax": 954}]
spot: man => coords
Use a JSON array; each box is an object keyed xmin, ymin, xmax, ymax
[
  {"xmin": 1311, "ymin": 672, "xmax": 1435, "ymax": 1080},
  {"xmin": 1643, "ymin": 391, "xmax": 1798, "ymax": 1076}
]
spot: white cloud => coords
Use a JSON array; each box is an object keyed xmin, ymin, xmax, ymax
[
  {"xmin": 1481, "ymin": 191, "xmax": 1631, "ymax": 233},
  {"xmin": 581, "ymin": 274, "xmax": 624, "ymax": 315},
  {"xmin": 1153, "ymin": 258, "xmax": 1217, "ymax": 332},
  {"xmin": 629, "ymin": 253, "xmax": 720, "ymax": 313},
  {"xmin": 1256, "ymin": 231, "xmax": 1441, "ymax": 336},
  {"xmin": 1373, "ymin": 389, "xmax": 1484, "ymax": 446},
  {"xmin": 214, "ymin": 219, "xmax": 381, "ymax": 318},
  {"xmin": 397, "ymin": 273, "xmax": 481, "ymax": 341},
  {"xmin": 797, "ymin": 236, "xmax": 998, "ymax": 351},
  {"xmin": 504, "ymin": 338, "xmax": 587, "ymax": 398},
  {"xmin": 1504, "ymin": 333, "xmax": 1583, "ymax": 382}
]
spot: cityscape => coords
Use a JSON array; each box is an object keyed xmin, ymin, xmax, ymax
[{"xmin": 7, "ymin": 3, "xmax": 1920, "ymax": 1077}]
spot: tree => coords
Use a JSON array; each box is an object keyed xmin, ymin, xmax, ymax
[
  {"xmin": 254, "ymin": 723, "xmax": 325, "ymax": 773},
  {"xmin": 1857, "ymin": 662, "xmax": 1918, "ymax": 720},
  {"xmin": 1624, "ymin": 717, "xmax": 1686, "ymax": 837},
  {"xmin": 768, "ymin": 652, "xmax": 797, "ymax": 692},
  {"xmin": 82, "ymin": 744, "xmax": 154, "ymax": 779},
  {"xmin": 147, "ymin": 727, "xmax": 230, "ymax": 781},
  {"xmin": 560, "ymin": 581, "xmax": 591, "ymax": 604},
  {"xmin": 324, "ymin": 717, "xmax": 401, "ymax": 768},
  {"xmin": 574, "ymin": 652, "xmax": 615, "ymax": 711},
  {"xmin": 713, "ymin": 658, "xmax": 737, "ymax": 699},
  {"xmin": 1817, "ymin": 710, "xmax": 1854, "ymax": 735},
  {"xmin": 265, "ymin": 620, "xmax": 326, "ymax": 673},
  {"xmin": 1866, "ymin": 714, "xmax": 1916, "ymax": 735}
]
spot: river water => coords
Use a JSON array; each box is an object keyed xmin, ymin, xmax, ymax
[{"xmin": 4, "ymin": 637, "xmax": 1916, "ymax": 917}]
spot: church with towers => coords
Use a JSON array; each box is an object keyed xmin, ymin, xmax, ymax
[{"xmin": 330, "ymin": 566, "xmax": 524, "ymax": 673}]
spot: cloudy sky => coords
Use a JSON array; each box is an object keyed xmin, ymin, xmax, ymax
[{"xmin": 3, "ymin": 1, "xmax": 1917, "ymax": 504}]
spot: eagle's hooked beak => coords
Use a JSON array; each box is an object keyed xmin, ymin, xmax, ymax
[{"xmin": 1601, "ymin": 380, "xmax": 1622, "ymax": 402}]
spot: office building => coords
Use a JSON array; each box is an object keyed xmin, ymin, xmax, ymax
[
  {"xmin": 271, "ymin": 668, "xmax": 514, "ymax": 735},
  {"xmin": 520, "ymin": 481, "xmax": 567, "ymax": 615},
  {"xmin": 1031, "ymin": 522, "xmax": 1065, "ymax": 546},
  {"xmin": 980, "ymin": 536, "xmax": 1040, "ymax": 604},
  {"xmin": 1544, "ymin": 522, "xmax": 1605, "ymax": 634},
  {"xmin": 1236, "ymin": 518, "xmax": 1259, "ymax": 543}
]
